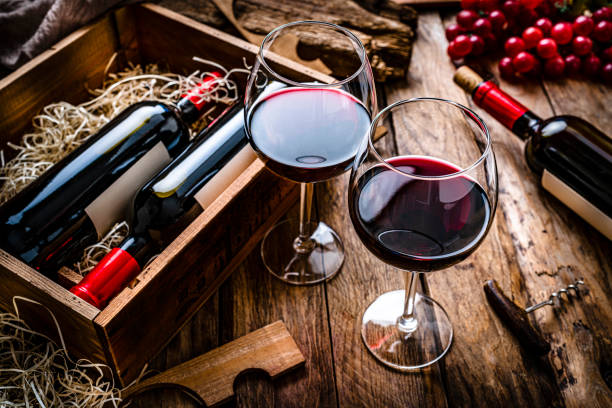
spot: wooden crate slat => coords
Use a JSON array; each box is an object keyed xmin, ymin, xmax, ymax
[
  {"xmin": 0, "ymin": 15, "xmax": 118, "ymax": 157},
  {"xmin": 0, "ymin": 250, "xmax": 106, "ymax": 364}
]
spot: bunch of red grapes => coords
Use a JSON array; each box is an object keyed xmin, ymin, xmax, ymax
[{"xmin": 446, "ymin": 0, "xmax": 612, "ymax": 82}]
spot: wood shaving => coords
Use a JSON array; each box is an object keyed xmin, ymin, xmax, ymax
[{"xmin": 0, "ymin": 304, "xmax": 120, "ymax": 407}]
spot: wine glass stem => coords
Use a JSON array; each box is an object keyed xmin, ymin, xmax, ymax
[
  {"xmin": 294, "ymin": 182, "xmax": 315, "ymax": 254},
  {"xmin": 397, "ymin": 271, "xmax": 419, "ymax": 334}
]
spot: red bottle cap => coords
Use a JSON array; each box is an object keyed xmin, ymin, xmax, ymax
[
  {"xmin": 181, "ymin": 71, "xmax": 223, "ymax": 110},
  {"xmin": 70, "ymin": 248, "xmax": 141, "ymax": 309},
  {"xmin": 472, "ymin": 81, "xmax": 529, "ymax": 130}
]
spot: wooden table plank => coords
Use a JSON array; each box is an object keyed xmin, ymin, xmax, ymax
[
  {"xmin": 218, "ymin": 214, "xmax": 338, "ymax": 408},
  {"xmin": 384, "ymin": 12, "xmax": 567, "ymax": 407},
  {"xmin": 318, "ymin": 81, "xmax": 449, "ymax": 406},
  {"xmin": 129, "ymin": 293, "xmax": 220, "ymax": 407}
]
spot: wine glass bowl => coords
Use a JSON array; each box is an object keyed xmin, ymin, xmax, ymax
[
  {"xmin": 244, "ymin": 21, "xmax": 376, "ymax": 285},
  {"xmin": 348, "ymin": 98, "xmax": 497, "ymax": 370}
]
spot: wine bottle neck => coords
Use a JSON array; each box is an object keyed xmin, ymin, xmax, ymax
[
  {"xmin": 472, "ymin": 81, "xmax": 542, "ymax": 141},
  {"xmin": 70, "ymin": 233, "xmax": 156, "ymax": 308},
  {"xmin": 177, "ymin": 72, "xmax": 222, "ymax": 125}
]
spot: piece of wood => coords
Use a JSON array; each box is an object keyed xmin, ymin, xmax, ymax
[
  {"xmin": 383, "ymin": 12, "xmax": 566, "ymax": 407},
  {"xmin": 317, "ymin": 83, "xmax": 448, "ymax": 406},
  {"xmin": 445, "ymin": 19, "xmax": 612, "ymax": 408},
  {"xmin": 122, "ymin": 321, "xmax": 305, "ymax": 406},
  {"xmin": 209, "ymin": 0, "xmax": 333, "ymax": 75},
  {"xmin": 129, "ymin": 293, "xmax": 221, "ymax": 408},
  {"xmin": 232, "ymin": 0, "xmax": 415, "ymax": 81},
  {"xmin": 0, "ymin": 14, "xmax": 118, "ymax": 161},
  {"xmin": 484, "ymin": 279, "xmax": 550, "ymax": 356},
  {"xmin": 0, "ymin": 250, "xmax": 106, "ymax": 363},
  {"xmin": 218, "ymin": 205, "xmax": 338, "ymax": 407}
]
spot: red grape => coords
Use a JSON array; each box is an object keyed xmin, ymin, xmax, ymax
[
  {"xmin": 573, "ymin": 16, "xmax": 594, "ymax": 36},
  {"xmin": 483, "ymin": 32, "xmax": 498, "ymax": 49},
  {"xmin": 519, "ymin": 0, "xmax": 540, "ymax": 10},
  {"xmin": 551, "ymin": 22, "xmax": 573, "ymax": 45},
  {"xmin": 503, "ymin": 0, "xmax": 520, "ymax": 19},
  {"xmin": 544, "ymin": 56, "xmax": 565, "ymax": 77},
  {"xmin": 535, "ymin": 0, "xmax": 553, "ymax": 16},
  {"xmin": 499, "ymin": 56, "xmax": 515, "ymax": 78},
  {"xmin": 474, "ymin": 18, "xmax": 493, "ymax": 36},
  {"xmin": 447, "ymin": 44, "xmax": 462, "ymax": 60},
  {"xmin": 512, "ymin": 51, "xmax": 536, "ymax": 73},
  {"xmin": 534, "ymin": 18, "xmax": 553, "ymax": 35},
  {"xmin": 469, "ymin": 35, "xmax": 486, "ymax": 55},
  {"xmin": 505, "ymin": 36, "xmax": 526, "ymax": 56},
  {"xmin": 593, "ymin": 7, "xmax": 612, "ymax": 23},
  {"xmin": 583, "ymin": 53, "xmax": 602, "ymax": 76},
  {"xmin": 524, "ymin": 9, "xmax": 539, "ymax": 26},
  {"xmin": 522, "ymin": 27, "xmax": 543, "ymax": 49},
  {"xmin": 489, "ymin": 10, "xmax": 507, "ymax": 32},
  {"xmin": 537, "ymin": 38, "xmax": 557, "ymax": 58},
  {"xmin": 593, "ymin": 21, "xmax": 612, "ymax": 43},
  {"xmin": 527, "ymin": 58, "xmax": 542, "ymax": 77},
  {"xmin": 457, "ymin": 10, "xmax": 479, "ymax": 29},
  {"xmin": 479, "ymin": 0, "xmax": 499, "ymax": 12},
  {"xmin": 452, "ymin": 35, "xmax": 473, "ymax": 57},
  {"xmin": 602, "ymin": 63, "xmax": 612, "ymax": 83},
  {"xmin": 572, "ymin": 36, "xmax": 593, "ymax": 56},
  {"xmin": 446, "ymin": 24, "xmax": 463, "ymax": 41},
  {"xmin": 461, "ymin": 0, "xmax": 479, "ymax": 10},
  {"xmin": 564, "ymin": 54, "xmax": 581, "ymax": 75},
  {"xmin": 602, "ymin": 46, "xmax": 612, "ymax": 62}
]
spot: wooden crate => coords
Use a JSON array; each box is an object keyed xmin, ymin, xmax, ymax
[{"xmin": 0, "ymin": 3, "xmax": 304, "ymax": 385}]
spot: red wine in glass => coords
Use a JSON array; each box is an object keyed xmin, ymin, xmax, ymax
[
  {"xmin": 247, "ymin": 87, "xmax": 371, "ymax": 183},
  {"xmin": 349, "ymin": 156, "xmax": 493, "ymax": 271}
]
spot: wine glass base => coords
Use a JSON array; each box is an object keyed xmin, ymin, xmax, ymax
[
  {"xmin": 261, "ymin": 219, "xmax": 344, "ymax": 285},
  {"xmin": 361, "ymin": 290, "xmax": 453, "ymax": 371}
]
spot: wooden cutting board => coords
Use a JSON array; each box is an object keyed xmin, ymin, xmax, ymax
[{"xmin": 122, "ymin": 321, "xmax": 305, "ymax": 406}]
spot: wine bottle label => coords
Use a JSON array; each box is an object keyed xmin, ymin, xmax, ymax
[
  {"xmin": 542, "ymin": 169, "xmax": 612, "ymax": 240},
  {"xmin": 193, "ymin": 145, "xmax": 257, "ymax": 210},
  {"xmin": 85, "ymin": 142, "xmax": 171, "ymax": 238}
]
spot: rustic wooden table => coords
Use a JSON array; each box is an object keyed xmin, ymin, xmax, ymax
[{"xmin": 131, "ymin": 8, "xmax": 612, "ymax": 408}]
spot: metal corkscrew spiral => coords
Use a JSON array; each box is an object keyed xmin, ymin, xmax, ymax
[{"xmin": 524, "ymin": 280, "xmax": 585, "ymax": 313}]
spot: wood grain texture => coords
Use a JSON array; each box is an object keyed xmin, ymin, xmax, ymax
[
  {"xmin": 0, "ymin": 14, "xmax": 118, "ymax": 160},
  {"xmin": 218, "ymin": 208, "xmax": 339, "ymax": 408},
  {"xmin": 317, "ymin": 83, "xmax": 448, "ymax": 406},
  {"xmin": 123, "ymin": 321, "xmax": 304, "ymax": 406},
  {"xmin": 0, "ymin": 250, "xmax": 106, "ymax": 364},
  {"xmin": 384, "ymin": 12, "xmax": 566, "ymax": 407},
  {"xmin": 234, "ymin": 0, "xmax": 414, "ymax": 81}
]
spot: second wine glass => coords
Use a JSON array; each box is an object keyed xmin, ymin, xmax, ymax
[
  {"xmin": 244, "ymin": 21, "xmax": 376, "ymax": 285},
  {"xmin": 348, "ymin": 98, "xmax": 498, "ymax": 370}
]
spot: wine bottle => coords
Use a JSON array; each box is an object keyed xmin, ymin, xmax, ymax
[
  {"xmin": 454, "ymin": 66, "xmax": 612, "ymax": 240},
  {"xmin": 70, "ymin": 101, "xmax": 257, "ymax": 308},
  {"xmin": 0, "ymin": 73, "xmax": 221, "ymax": 275}
]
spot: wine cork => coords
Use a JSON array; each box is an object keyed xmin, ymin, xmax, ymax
[{"xmin": 453, "ymin": 66, "xmax": 484, "ymax": 94}]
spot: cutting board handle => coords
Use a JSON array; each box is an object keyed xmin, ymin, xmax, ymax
[{"xmin": 121, "ymin": 321, "xmax": 305, "ymax": 406}]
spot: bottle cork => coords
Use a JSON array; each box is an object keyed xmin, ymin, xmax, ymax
[{"xmin": 453, "ymin": 66, "xmax": 484, "ymax": 94}]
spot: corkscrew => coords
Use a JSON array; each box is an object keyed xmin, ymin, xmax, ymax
[
  {"xmin": 483, "ymin": 279, "xmax": 586, "ymax": 355},
  {"xmin": 524, "ymin": 280, "xmax": 585, "ymax": 313}
]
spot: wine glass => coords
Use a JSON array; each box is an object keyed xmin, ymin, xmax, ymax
[
  {"xmin": 244, "ymin": 21, "xmax": 376, "ymax": 285},
  {"xmin": 348, "ymin": 98, "xmax": 498, "ymax": 370}
]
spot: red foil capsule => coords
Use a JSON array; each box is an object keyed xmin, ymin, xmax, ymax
[
  {"xmin": 472, "ymin": 80, "xmax": 529, "ymax": 130},
  {"xmin": 70, "ymin": 248, "xmax": 140, "ymax": 308},
  {"xmin": 182, "ymin": 71, "xmax": 223, "ymax": 110}
]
